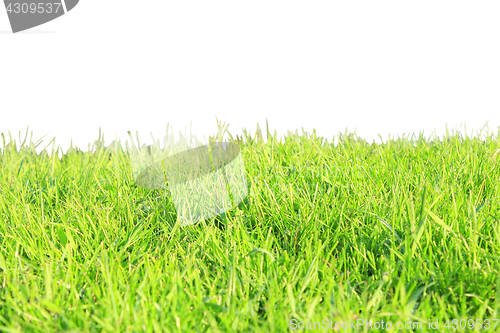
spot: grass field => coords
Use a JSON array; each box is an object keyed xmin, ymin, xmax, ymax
[{"xmin": 0, "ymin": 123, "xmax": 499, "ymax": 332}]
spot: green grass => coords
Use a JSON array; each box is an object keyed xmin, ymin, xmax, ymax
[{"xmin": 1, "ymin": 122, "xmax": 500, "ymax": 332}]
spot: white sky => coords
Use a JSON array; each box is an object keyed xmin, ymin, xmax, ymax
[{"xmin": 1, "ymin": 1, "xmax": 500, "ymax": 153}]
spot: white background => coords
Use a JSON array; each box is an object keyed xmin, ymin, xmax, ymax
[{"xmin": 1, "ymin": 1, "xmax": 499, "ymax": 153}]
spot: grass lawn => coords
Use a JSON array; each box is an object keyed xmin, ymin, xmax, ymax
[{"xmin": 0, "ymin": 123, "xmax": 499, "ymax": 332}]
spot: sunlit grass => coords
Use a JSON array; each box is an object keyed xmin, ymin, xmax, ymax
[{"xmin": 0, "ymin": 123, "xmax": 499, "ymax": 332}]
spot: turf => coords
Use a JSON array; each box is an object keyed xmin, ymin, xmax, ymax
[{"xmin": 0, "ymin": 122, "xmax": 499, "ymax": 332}]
